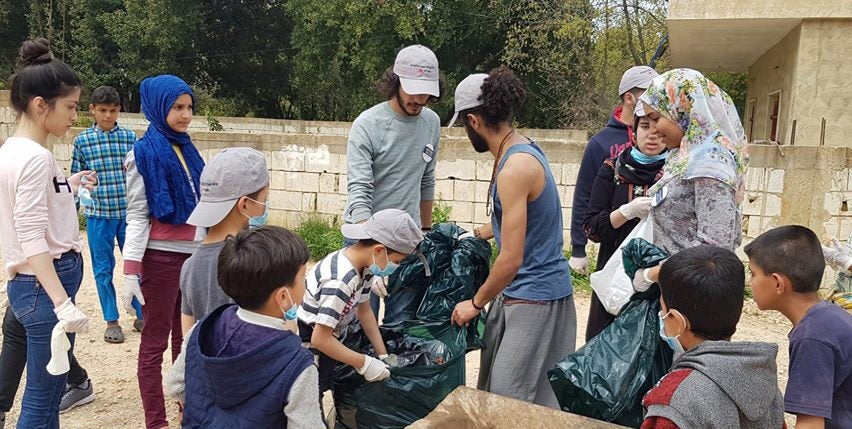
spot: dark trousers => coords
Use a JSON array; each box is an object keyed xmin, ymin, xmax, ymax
[{"xmin": 0, "ymin": 305, "xmax": 88, "ymax": 413}]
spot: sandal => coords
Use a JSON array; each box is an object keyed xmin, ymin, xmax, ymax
[
  {"xmin": 133, "ymin": 319, "xmax": 145, "ymax": 333},
  {"xmin": 104, "ymin": 325, "xmax": 125, "ymax": 344}
]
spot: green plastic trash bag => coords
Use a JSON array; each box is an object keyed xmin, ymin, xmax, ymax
[
  {"xmin": 333, "ymin": 322, "xmax": 470, "ymax": 429},
  {"xmin": 548, "ymin": 239, "xmax": 671, "ymax": 427},
  {"xmin": 384, "ymin": 223, "xmax": 491, "ymax": 326}
]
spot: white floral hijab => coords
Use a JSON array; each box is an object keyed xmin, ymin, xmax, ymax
[{"xmin": 640, "ymin": 68, "xmax": 749, "ymax": 204}]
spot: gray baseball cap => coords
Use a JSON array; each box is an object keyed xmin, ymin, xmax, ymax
[
  {"xmin": 186, "ymin": 147, "xmax": 269, "ymax": 228},
  {"xmin": 393, "ymin": 45, "xmax": 440, "ymax": 97},
  {"xmin": 341, "ymin": 209, "xmax": 431, "ymax": 275},
  {"xmin": 618, "ymin": 66, "xmax": 659, "ymax": 96},
  {"xmin": 447, "ymin": 73, "xmax": 488, "ymax": 127}
]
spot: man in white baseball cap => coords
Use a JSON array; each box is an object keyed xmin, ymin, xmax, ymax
[
  {"xmin": 344, "ymin": 45, "xmax": 442, "ymax": 318},
  {"xmin": 569, "ymin": 65, "xmax": 658, "ymax": 341}
]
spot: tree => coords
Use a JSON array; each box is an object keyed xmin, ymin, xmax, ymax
[{"xmin": 0, "ymin": 0, "xmax": 29, "ymax": 85}]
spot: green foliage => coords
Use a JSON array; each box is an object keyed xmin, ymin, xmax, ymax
[
  {"xmin": 1, "ymin": 0, "xmax": 672, "ymax": 129},
  {"xmin": 78, "ymin": 212, "xmax": 87, "ymax": 231},
  {"xmin": 205, "ymin": 110, "xmax": 223, "ymax": 132},
  {"xmin": 295, "ymin": 215, "xmax": 344, "ymax": 261},
  {"xmin": 73, "ymin": 115, "xmax": 94, "ymax": 129},
  {"xmin": 705, "ymin": 71, "xmax": 749, "ymax": 120},
  {"xmin": 431, "ymin": 200, "xmax": 452, "ymax": 225}
]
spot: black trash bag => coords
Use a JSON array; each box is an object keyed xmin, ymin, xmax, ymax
[
  {"xmin": 548, "ymin": 240, "xmax": 672, "ymax": 428},
  {"xmin": 333, "ymin": 321, "xmax": 469, "ymax": 429},
  {"xmin": 383, "ymin": 223, "xmax": 491, "ymax": 326}
]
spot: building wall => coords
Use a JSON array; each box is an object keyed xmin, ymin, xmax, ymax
[
  {"xmin": 791, "ymin": 20, "xmax": 852, "ymax": 148},
  {"xmin": 745, "ymin": 25, "xmax": 801, "ymax": 144},
  {"xmin": 669, "ymin": 0, "xmax": 851, "ymax": 20}
]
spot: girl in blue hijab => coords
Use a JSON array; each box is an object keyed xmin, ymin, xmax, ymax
[{"xmin": 121, "ymin": 75, "xmax": 205, "ymax": 429}]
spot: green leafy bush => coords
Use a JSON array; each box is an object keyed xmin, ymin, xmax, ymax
[{"xmin": 295, "ymin": 215, "xmax": 344, "ymax": 261}]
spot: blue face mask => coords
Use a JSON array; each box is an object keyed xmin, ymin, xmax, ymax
[
  {"xmin": 283, "ymin": 288, "xmax": 298, "ymax": 321},
  {"xmin": 631, "ymin": 146, "xmax": 668, "ymax": 164},
  {"xmin": 659, "ymin": 310, "xmax": 686, "ymax": 355},
  {"xmin": 369, "ymin": 249, "xmax": 399, "ymax": 277},
  {"xmin": 245, "ymin": 197, "xmax": 268, "ymax": 228}
]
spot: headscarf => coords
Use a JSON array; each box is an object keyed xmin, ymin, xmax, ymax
[
  {"xmin": 133, "ymin": 75, "xmax": 205, "ymax": 225},
  {"xmin": 640, "ymin": 68, "xmax": 748, "ymax": 203}
]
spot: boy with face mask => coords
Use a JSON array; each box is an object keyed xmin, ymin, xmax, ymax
[
  {"xmin": 298, "ymin": 209, "xmax": 426, "ymax": 392},
  {"xmin": 641, "ymin": 245, "xmax": 785, "ymax": 429}
]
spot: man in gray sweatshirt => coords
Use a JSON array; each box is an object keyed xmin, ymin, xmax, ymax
[{"xmin": 343, "ymin": 45, "xmax": 442, "ymax": 316}]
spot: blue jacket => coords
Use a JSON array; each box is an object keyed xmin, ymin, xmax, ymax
[
  {"xmin": 183, "ymin": 305, "xmax": 313, "ymax": 428},
  {"xmin": 570, "ymin": 106, "xmax": 632, "ymax": 257}
]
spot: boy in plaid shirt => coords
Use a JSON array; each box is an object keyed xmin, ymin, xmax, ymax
[{"xmin": 71, "ymin": 86, "xmax": 143, "ymax": 343}]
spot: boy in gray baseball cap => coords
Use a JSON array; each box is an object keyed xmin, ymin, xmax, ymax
[
  {"xmin": 181, "ymin": 147, "xmax": 270, "ymax": 332},
  {"xmin": 297, "ymin": 209, "xmax": 425, "ymax": 391}
]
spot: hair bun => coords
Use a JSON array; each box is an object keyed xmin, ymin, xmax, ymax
[{"xmin": 18, "ymin": 38, "xmax": 54, "ymax": 67}]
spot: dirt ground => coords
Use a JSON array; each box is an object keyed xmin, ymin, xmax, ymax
[{"xmin": 0, "ymin": 240, "xmax": 796, "ymax": 428}]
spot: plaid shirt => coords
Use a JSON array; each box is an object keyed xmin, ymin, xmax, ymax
[{"xmin": 71, "ymin": 124, "xmax": 137, "ymax": 219}]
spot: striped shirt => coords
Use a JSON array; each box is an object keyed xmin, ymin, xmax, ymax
[
  {"xmin": 297, "ymin": 250, "xmax": 370, "ymax": 337},
  {"xmin": 70, "ymin": 124, "xmax": 136, "ymax": 219}
]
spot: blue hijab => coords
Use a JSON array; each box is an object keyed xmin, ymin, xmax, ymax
[{"xmin": 133, "ymin": 75, "xmax": 205, "ymax": 225}]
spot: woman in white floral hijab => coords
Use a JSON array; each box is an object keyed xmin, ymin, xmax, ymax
[{"xmin": 634, "ymin": 68, "xmax": 749, "ymax": 288}]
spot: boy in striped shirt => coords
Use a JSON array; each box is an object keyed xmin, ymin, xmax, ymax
[
  {"xmin": 297, "ymin": 209, "xmax": 426, "ymax": 391},
  {"xmin": 71, "ymin": 86, "xmax": 143, "ymax": 344}
]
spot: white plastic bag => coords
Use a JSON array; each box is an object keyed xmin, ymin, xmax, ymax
[{"xmin": 590, "ymin": 215, "xmax": 654, "ymax": 316}]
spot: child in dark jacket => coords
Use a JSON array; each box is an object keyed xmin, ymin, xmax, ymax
[
  {"xmin": 641, "ymin": 245, "xmax": 786, "ymax": 429},
  {"xmin": 583, "ymin": 111, "xmax": 666, "ymax": 340},
  {"xmin": 182, "ymin": 226, "xmax": 323, "ymax": 429}
]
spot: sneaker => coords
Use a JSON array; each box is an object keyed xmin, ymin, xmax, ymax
[{"xmin": 59, "ymin": 379, "xmax": 95, "ymax": 413}]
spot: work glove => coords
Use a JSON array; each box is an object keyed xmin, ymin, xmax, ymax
[
  {"xmin": 123, "ymin": 275, "xmax": 145, "ymax": 315},
  {"xmin": 370, "ymin": 276, "xmax": 388, "ymax": 299},
  {"xmin": 569, "ymin": 256, "xmax": 589, "ymax": 275},
  {"xmin": 823, "ymin": 243, "xmax": 852, "ymax": 271},
  {"xmin": 53, "ymin": 298, "xmax": 89, "ymax": 334},
  {"xmin": 633, "ymin": 268, "xmax": 655, "ymax": 293},
  {"xmin": 618, "ymin": 197, "xmax": 653, "ymax": 220},
  {"xmin": 357, "ymin": 355, "xmax": 390, "ymax": 382}
]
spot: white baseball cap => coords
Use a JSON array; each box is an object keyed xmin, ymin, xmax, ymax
[
  {"xmin": 393, "ymin": 45, "xmax": 440, "ymax": 97},
  {"xmin": 186, "ymin": 147, "xmax": 269, "ymax": 227},
  {"xmin": 618, "ymin": 66, "xmax": 659, "ymax": 96},
  {"xmin": 446, "ymin": 73, "xmax": 488, "ymax": 127}
]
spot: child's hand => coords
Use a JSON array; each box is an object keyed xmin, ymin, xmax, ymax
[{"xmin": 357, "ymin": 355, "xmax": 390, "ymax": 382}]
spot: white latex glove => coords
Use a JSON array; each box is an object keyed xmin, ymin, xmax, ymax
[
  {"xmin": 53, "ymin": 298, "xmax": 89, "ymax": 333},
  {"xmin": 357, "ymin": 355, "xmax": 390, "ymax": 382},
  {"xmin": 823, "ymin": 244, "xmax": 852, "ymax": 271},
  {"xmin": 0, "ymin": 281, "xmax": 8, "ymax": 309},
  {"xmin": 569, "ymin": 256, "xmax": 589, "ymax": 275},
  {"xmin": 47, "ymin": 323, "xmax": 71, "ymax": 375},
  {"xmin": 633, "ymin": 268, "xmax": 654, "ymax": 293},
  {"xmin": 123, "ymin": 275, "xmax": 145, "ymax": 315},
  {"xmin": 459, "ymin": 231, "xmax": 475, "ymax": 240},
  {"xmin": 370, "ymin": 276, "xmax": 388, "ymax": 299},
  {"xmin": 619, "ymin": 197, "xmax": 653, "ymax": 220}
]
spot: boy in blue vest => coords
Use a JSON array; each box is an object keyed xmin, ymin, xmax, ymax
[
  {"xmin": 182, "ymin": 226, "xmax": 324, "ymax": 428},
  {"xmin": 71, "ymin": 85, "xmax": 143, "ymax": 344}
]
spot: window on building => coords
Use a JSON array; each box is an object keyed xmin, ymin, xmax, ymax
[{"xmin": 768, "ymin": 92, "xmax": 781, "ymax": 142}]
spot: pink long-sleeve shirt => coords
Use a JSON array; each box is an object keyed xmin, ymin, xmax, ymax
[{"xmin": 0, "ymin": 137, "xmax": 83, "ymax": 277}]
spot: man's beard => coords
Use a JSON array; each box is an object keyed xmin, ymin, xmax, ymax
[
  {"xmin": 465, "ymin": 124, "xmax": 489, "ymax": 153},
  {"xmin": 396, "ymin": 93, "xmax": 421, "ymax": 117}
]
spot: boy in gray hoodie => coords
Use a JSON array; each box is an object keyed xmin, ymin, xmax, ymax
[{"xmin": 641, "ymin": 245, "xmax": 786, "ymax": 429}]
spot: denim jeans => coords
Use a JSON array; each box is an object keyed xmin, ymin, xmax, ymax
[
  {"xmin": 7, "ymin": 251, "xmax": 83, "ymax": 429},
  {"xmin": 86, "ymin": 216, "xmax": 143, "ymax": 322},
  {"xmin": 0, "ymin": 307, "xmax": 88, "ymax": 413}
]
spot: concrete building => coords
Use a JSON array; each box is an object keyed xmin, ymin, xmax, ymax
[{"xmin": 667, "ymin": 1, "xmax": 852, "ymax": 147}]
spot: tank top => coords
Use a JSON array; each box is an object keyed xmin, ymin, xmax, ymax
[{"xmin": 491, "ymin": 142, "xmax": 573, "ymax": 301}]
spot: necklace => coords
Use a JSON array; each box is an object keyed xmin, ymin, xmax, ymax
[{"xmin": 486, "ymin": 129, "xmax": 515, "ymax": 217}]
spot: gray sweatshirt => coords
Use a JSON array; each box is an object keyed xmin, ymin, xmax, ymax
[
  {"xmin": 643, "ymin": 340, "xmax": 785, "ymax": 429},
  {"xmin": 344, "ymin": 102, "xmax": 440, "ymax": 227}
]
